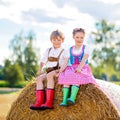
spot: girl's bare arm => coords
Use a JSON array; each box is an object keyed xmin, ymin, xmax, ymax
[
  {"xmin": 75, "ymin": 54, "xmax": 89, "ymax": 73},
  {"xmin": 59, "ymin": 57, "xmax": 69, "ymax": 73}
]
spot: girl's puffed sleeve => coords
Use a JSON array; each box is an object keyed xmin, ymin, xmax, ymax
[{"xmin": 84, "ymin": 45, "xmax": 90, "ymax": 55}]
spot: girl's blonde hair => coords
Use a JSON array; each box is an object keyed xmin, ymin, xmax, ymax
[{"xmin": 50, "ymin": 29, "xmax": 65, "ymax": 41}]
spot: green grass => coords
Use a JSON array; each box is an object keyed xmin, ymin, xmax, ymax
[
  {"xmin": 0, "ymin": 80, "xmax": 29, "ymax": 88},
  {"xmin": 13, "ymin": 81, "xmax": 29, "ymax": 88},
  {"xmin": 0, "ymin": 80, "xmax": 9, "ymax": 87},
  {"xmin": 112, "ymin": 81, "xmax": 120, "ymax": 86},
  {"xmin": 0, "ymin": 91, "xmax": 19, "ymax": 94}
]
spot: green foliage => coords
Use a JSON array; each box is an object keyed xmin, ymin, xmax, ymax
[
  {"xmin": 9, "ymin": 30, "xmax": 39, "ymax": 81},
  {"xmin": 0, "ymin": 66, "xmax": 5, "ymax": 80},
  {"xmin": 112, "ymin": 81, "xmax": 120, "ymax": 86},
  {"xmin": 91, "ymin": 19, "xmax": 120, "ymax": 81},
  {"xmin": 1, "ymin": 30, "xmax": 40, "ymax": 87},
  {"xmin": 23, "ymin": 31, "xmax": 39, "ymax": 80},
  {"xmin": 90, "ymin": 63, "xmax": 106, "ymax": 80},
  {"xmin": 13, "ymin": 81, "xmax": 28, "ymax": 88},
  {"xmin": 0, "ymin": 80, "xmax": 9, "ymax": 87},
  {"xmin": 3, "ymin": 60, "xmax": 24, "ymax": 87},
  {"xmin": 9, "ymin": 31, "xmax": 25, "ymax": 67},
  {"xmin": 0, "ymin": 80, "xmax": 28, "ymax": 88}
]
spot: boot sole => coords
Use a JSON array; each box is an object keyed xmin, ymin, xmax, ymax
[
  {"xmin": 67, "ymin": 99, "xmax": 75, "ymax": 105},
  {"xmin": 30, "ymin": 106, "xmax": 42, "ymax": 110},
  {"xmin": 39, "ymin": 106, "xmax": 53, "ymax": 110},
  {"xmin": 60, "ymin": 103, "xmax": 68, "ymax": 106}
]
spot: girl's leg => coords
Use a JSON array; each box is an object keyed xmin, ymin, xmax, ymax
[
  {"xmin": 67, "ymin": 85, "xmax": 80, "ymax": 105},
  {"xmin": 40, "ymin": 71, "xmax": 56, "ymax": 110},
  {"xmin": 30, "ymin": 74, "xmax": 46, "ymax": 110},
  {"xmin": 60, "ymin": 85, "xmax": 70, "ymax": 106}
]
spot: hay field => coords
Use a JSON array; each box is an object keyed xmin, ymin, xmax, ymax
[
  {"xmin": 96, "ymin": 79, "xmax": 120, "ymax": 112},
  {"xmin": 7, "ymin": 80, "xmax": 120, "ymax": 120},
  {"xmin": 1, "ymin": 80, "xmax": 120, "ymax": 120},
  {"xmin": 0, "ymin": 91, "xmax": 19, "ymax": 120}
]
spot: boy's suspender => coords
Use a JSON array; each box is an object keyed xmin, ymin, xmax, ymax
[
  {"xmin": 48, "ymin": 47, "xmax": 52, "ymax": 57},
  {"xmin": 56, "ymin": 49, "xmax": 64, "ymax": 68},
  {"xmin": 46, "ymin": 48, "xmax": 64, "ymax": 73}
]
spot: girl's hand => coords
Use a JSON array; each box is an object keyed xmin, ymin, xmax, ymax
[{"xmin": 75, "ymin": 67, "xmax": 82, "ymax": 73}]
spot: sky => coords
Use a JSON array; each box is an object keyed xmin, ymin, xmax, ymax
[{"xmin": 0, "ymin": 0, "xmax": 120, "ymax": 65}]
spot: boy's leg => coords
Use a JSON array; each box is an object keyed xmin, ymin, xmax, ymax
[
  {"xmin": 40, "ymin": 88, "xmax": 54, "ymax": 110},
  {"xmin": 40, "ymin": 71, "xmax": 55, "ymax": 110},
  {"xmin": 60, "ymin": 85, "xmax": 70, "ymax": 106},
  {"xmin": 67, "ymin": 85, "xmax": 80, "ymax": 105},
  {"xmin": 47, "ymin": 70, "xmax": 55, "ymax": 89},
  {"xmin": 30, "ymin": 74, "xmax": 46, "ymax": 110}
]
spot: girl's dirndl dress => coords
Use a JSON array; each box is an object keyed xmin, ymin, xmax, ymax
[{"xmin": 58, "ymin": 45, "xmax": 96, "ymax": 85}]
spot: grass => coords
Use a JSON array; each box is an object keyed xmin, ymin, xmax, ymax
[
  {"xmin": 112, "ymin": 81, "xmax": 120, "ymax": 86},
  {"xmin": 0, "ymin": 80, "xmax": 9, "ymax": 87},
  {"xmin": 0, "ymin": 80, "xmax": 29, "ymax": 88}
]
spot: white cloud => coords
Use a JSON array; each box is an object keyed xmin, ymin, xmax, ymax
[
  {"xmin": 0, "ymin": 48, "xmax": 10, "ymax": 65},
  {"xmin": 97, "ymin": 0, "xmax": 120, "ymax": 4},
  {"xmin": 0, "ymin": 0, "xmax": 120, "ymax": 65},
  {"xmin": 0, "ymin": 0, "xmax": 57, "ymax": 24}
]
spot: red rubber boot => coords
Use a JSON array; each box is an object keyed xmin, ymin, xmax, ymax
[
  {"xmin": 40, "ymin": 89, "xmax": 54, "ymax": 110},
  {"xmin": 30, "ymin": 90, "xmax": 45, "ymax": 110}
]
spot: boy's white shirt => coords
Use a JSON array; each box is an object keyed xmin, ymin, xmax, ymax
[{"xmin": 40, "ymin": 47, "xmax": 69, "ymax": 68}]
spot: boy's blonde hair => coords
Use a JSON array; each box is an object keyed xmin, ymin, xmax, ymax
[{"xmin": 50, "ymin": 29, "xmax": 65, "ymax": 41}]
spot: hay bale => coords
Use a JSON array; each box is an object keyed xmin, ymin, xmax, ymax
[
  {"xmin": 7, "ymin": 80, "xmax": 120, "ymax": 120},
  {"xmin": 97, "ymin": 79, "xmax": 120, "ymax": 112}
]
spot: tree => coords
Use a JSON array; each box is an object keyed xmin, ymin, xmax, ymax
[
  {"xmin": 0, "ymin": 65, "xmax": 5, "ymax": 80},
  {"xmin": 9, "ymin": 30, "xmax": 39, "ymax": 80},
  {"xmin": 24, "ymin": 31, "xmax": 39, "ymax": 80},
  {"xmin": 9, "ymin": 31, "xmax": 25, "ymax": 67},
  {"xmin": 91, "ymin": 19, "xmax": 120, "ymax": 81},
  {"xmin": 3, "ymin": 59, "xmax": 24, "ymax": 87}
]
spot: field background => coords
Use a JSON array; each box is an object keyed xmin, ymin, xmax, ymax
[
  {"xmin": 0, "ymin": 81, "xmax": 120, "ymax": 120},
  {"xmin": 0, "ymin": 89, "xmax": 20, "ymax": 120}
]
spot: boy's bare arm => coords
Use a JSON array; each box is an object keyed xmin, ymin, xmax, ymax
[{"xmin": 37, "ymin": 62, "xmax": 45, "ymax": 75}]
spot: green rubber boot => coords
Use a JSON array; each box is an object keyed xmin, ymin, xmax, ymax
[
  {"xmin": 67, "ymin": 85, "xmax": 79, "ymax": 105},
  {"xmin": 60, "ymin": 87, "xmax": 70, "ymax": 106}
]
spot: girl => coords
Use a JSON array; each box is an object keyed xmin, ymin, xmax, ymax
[
  {"xmin": 30, "ymin": 29, "xmax": 66, "ymax": 110},
  {"xmin": 58, "ymin": 28, "xmax": 97, "ymax": 106}
]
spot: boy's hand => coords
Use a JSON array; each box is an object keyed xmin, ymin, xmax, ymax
[
  {"xmin": 55, "ymin": 69, "xmax": 60, "ymax": 77},
  {"xmin": 36, "ymin": 70, "xmax": 44, "ymax": 76}
]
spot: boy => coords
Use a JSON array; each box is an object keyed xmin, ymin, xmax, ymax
[{"xmin": 30, "ymin": 29, "xmax": 65, "ymax": 110}]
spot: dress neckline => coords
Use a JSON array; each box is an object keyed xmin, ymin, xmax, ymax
[{"xmin": 71, "ymin": 45, "xmax": 84, "ymax": 56}]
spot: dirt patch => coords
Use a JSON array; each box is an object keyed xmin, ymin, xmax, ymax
[
  {"xmin": 0, "ymin": 92, "xmax": 19, "ymax": 120},
  {"xmin": 0, "ymin": 88, "xmax": 21, "ymax": 94}
]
